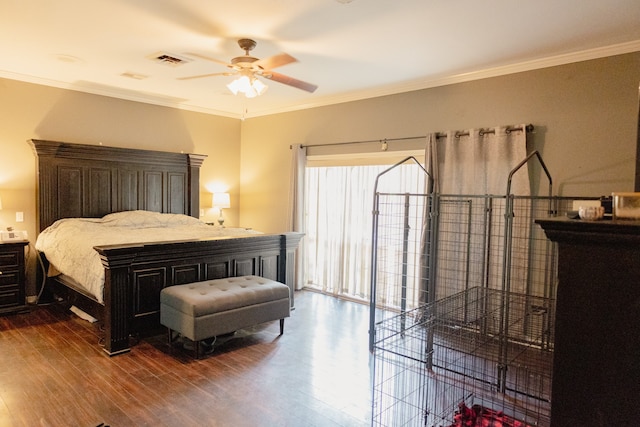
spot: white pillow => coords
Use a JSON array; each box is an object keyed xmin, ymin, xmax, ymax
[{"xmin": 101, "ymin": 210, "xmax": 202, "ymax": 228}]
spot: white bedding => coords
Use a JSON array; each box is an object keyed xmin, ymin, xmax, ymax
[{"xmin": 35, "ymin": 210, "xmax": 261, "ymax": 303}]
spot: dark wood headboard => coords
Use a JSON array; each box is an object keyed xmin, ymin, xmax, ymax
[{"xmin": 31, "ymin": 140, "xmax": 207, "ymax": 232}]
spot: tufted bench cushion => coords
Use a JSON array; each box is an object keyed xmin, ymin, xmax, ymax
[{"xmin": 160, "ymin": 275, "xmax": 290, "ymax": 358}]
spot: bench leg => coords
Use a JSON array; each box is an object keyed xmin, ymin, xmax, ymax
[
  {"xmin": 279, "ymin": 318, "xmax": 285, "ymax": 335},
  {"xmin": 194, "ymin": 340, "xmax": 200, "ymax": 359},
  {"xmin": 167, "ymin": 328, "xmax": 173, "ymax": 346}
]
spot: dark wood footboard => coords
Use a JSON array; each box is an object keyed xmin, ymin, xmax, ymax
[{"xmin": 95, "ymin": 232, "xmax": 303, "ymax": 355}]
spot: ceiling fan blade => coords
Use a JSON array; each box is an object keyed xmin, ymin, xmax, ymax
[
  {"xmin": 177, "ymin": 72, "xmax": 234, "ymax": 80},
  {"xmin": 265, "ymin": 71, "xmax": 318, "ymax": 93},
  {"xmin": 185, "ymin": 52, "xmax": 232, "ymax": 67},
  {"xmin": 254, "ymin": 53, "xmax": 298, "ymax": 70}
]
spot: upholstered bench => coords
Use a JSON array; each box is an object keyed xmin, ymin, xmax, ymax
[{"xmin": 160, "ymin": 275, "xmax": 291, "ymax": 358}]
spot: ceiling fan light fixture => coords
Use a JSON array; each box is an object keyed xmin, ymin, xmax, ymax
[
  {"xmin": 227, "ymin": 74, "xmax": 268, "ymax": 98},
  {"xmin": 183, "ymin": 39, "xmax": 315, "ymax": 95},
  {"xmin": 226, "ymin": 75, "xmax": 248, "ymax": 95},
  {"xmin": 251, "ymin": 78, "xmax": 267, "ymax": 95}
]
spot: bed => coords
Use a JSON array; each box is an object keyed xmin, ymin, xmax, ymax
[{"xmin": 32, "ymin": 139, "xmax": 303, "ymax": 356}]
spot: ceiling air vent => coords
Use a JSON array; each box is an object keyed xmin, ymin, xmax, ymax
[{"xmin": 148, "ymin": 52, "xmax": 191, "ymax": 67}]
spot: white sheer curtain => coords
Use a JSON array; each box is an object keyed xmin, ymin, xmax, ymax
[
  {"xmin": 304, "ymin": 162, "xmax": 426, "ymax": 301},
  {"xmin": 287, "ymin": 144, "xmax": 306, "ymax": 290}
]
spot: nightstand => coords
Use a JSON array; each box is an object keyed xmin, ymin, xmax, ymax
[{"xmin": 0, "ymin": 240, "xmax": 28, "ymax": 315}]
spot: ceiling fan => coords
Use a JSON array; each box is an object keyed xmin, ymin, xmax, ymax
[{"xmin": 179, "ymin": 39, "xmax": 318, "ymax": 96}]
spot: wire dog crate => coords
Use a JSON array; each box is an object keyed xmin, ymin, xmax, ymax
[
  {"xmin": 369, "ymin": 154, "xmax": 599, "ymax": 426},
  {"xmin": 373, "ymin": 288, "xmax": 555, "ymax": 426}
]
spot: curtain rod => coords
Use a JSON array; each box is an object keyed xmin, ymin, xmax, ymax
[
  {"xmin": 292, "ymin": 135, "xmax": 427, "ymax": 149},
  {"xmin": 435, "ymin": 124, "xmax": 534, "ymax": 139},
  {"xmin": 291, "ymin": 124, "xmax": 534, "ymax": 149}
]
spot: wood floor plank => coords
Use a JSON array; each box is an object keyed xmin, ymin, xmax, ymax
[{"xmin": 0, "ymin": 291, "xmax": 372, "ymax": 426}]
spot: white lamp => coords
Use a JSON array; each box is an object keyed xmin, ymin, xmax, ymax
[
  {"xmin": 212, "ymin": 192, "xmax": 231, "ymax": 227},
  {"xmin": 227, "ymin": 71, "xmax": 268, "ymax": 98}
]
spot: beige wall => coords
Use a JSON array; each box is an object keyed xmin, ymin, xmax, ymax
[
  {"xmin": 1, "ymin": 52, "xmax": 639, "ymax": 294},
  {"xmin": 0, "ymin": 79, "xmax": 241, "ymax": 295},
  {"xmin": 240, "ymin": 52, "xmax": 640, "ymax": 232}
]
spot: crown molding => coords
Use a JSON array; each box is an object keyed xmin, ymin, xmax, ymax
[
  {"xmin": 2, "ymin": 40, "xmax": 639, "ymax": 120},
  {"xmin": 0, "ymin": 70, "xmax": 241, "ymax": 119},
  {"xmin": 243, "ymin": 40, "xmax": 640, "ymax": 118}
]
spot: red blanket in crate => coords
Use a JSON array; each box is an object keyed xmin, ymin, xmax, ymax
[{"xmin": 449, "ymin": 403, "xmax": 531, "ymax": 427}]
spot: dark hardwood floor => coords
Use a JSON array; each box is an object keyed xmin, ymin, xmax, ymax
[{"xmin": 0, "ymin": 290, "xmax": 372, "ymax": 427}]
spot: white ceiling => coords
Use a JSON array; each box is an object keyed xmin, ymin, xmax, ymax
[{"xmin": 1, "ymin": 0, "xmax": 639, "ymax": 119}]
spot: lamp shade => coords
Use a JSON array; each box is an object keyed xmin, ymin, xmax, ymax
[
  {"xmin": 0, "ymin": 195, "xmax": 2, "ymax": 210},
  {"xmin": 212, "ymin": 192, "xmax": 231, "ymax": 209},
  {"xmin": 226, "ymin": 74, "xmax": 268, "ymax": 98}
]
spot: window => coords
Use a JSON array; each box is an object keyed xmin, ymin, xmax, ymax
[{"xmin": 303, "ymin": 155, "xmax": 426, "ymax": 303}]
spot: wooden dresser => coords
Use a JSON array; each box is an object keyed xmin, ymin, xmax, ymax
[
  {"xmin": 536, "ymin": 218, "xmax": 640, "ymax": 427},
  {"xmin": 0, "ymin": 240, "xmax": 28, "ymax": 315}
]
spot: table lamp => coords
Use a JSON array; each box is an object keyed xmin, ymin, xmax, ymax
[{"xmin": 212, "ymin": 192, "xmax": 231, "ymax": 227}]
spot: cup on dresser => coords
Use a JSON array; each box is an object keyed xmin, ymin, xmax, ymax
[{"xmin": 578, "ymin": 205, "xmax": 604, "ymax": 220}]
